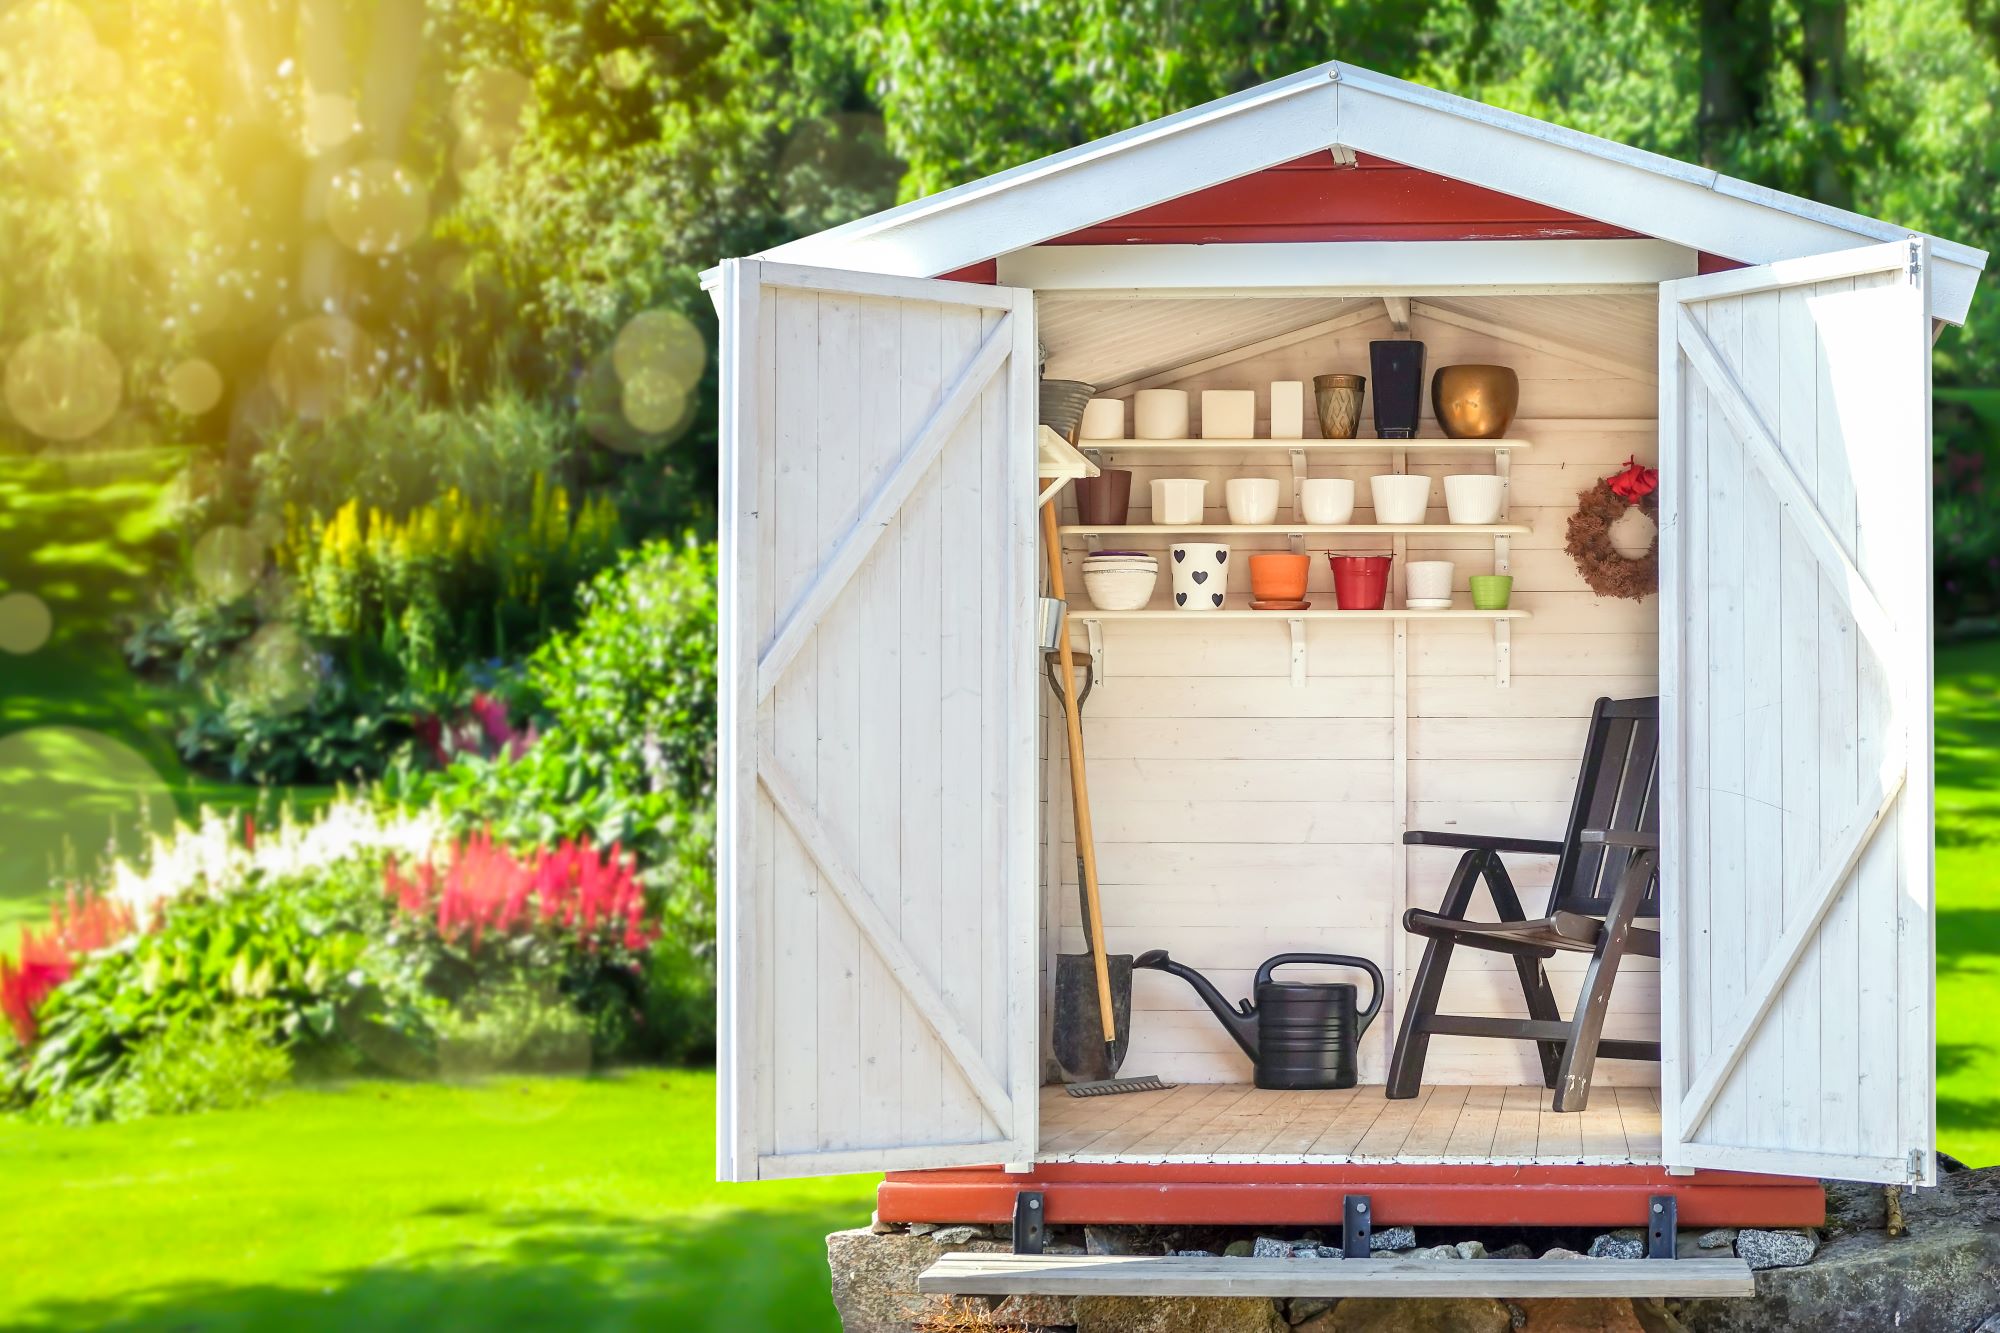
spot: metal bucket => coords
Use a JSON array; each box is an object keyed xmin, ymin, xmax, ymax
[
  {"xmin": 1038, "ymin": 379, "xmax": 1096, "ymax": 440},
  {"xmin": 1037, "ymin": 596, "xmax": 1066, "ymax": 653}
]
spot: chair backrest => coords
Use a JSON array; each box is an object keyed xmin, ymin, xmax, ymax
[{"xmin": 1547, "ymin": 696, "xmax": 1660, "ymax": 918}]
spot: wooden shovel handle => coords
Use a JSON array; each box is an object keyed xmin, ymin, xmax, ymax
[{"xmin": 1042, "ymin": 498, "xmax": 1118, "ymax": 1045}]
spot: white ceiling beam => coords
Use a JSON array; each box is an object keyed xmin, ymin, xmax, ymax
[
  {"xmin": 1382, "ymin": 296, "xmax": 1411, "ymax": 331},
  {"xmin": 1096, "ymin": 303, "xmax": 1385, "ymax": 396}
]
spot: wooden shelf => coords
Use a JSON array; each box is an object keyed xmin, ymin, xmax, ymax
[
  {"xmin": 1070, "ymin": 607, "xmax": 1528, "ymax": 622},
  {"xmin": 1060, "ymin": 523, "xmax": 1532, "ymax": 537},
  {"xmin": 1077, "ymin": 437, "xmax": 1531, "ymax": 453}
]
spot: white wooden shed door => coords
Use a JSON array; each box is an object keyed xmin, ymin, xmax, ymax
[
  {"xmin": 1658, "ymin": 239, "xmax": 1934, "ymax": 1185},
  {"xmin": 715, "ymin": 259, "xmax": 1039, "ymax": 1181}
]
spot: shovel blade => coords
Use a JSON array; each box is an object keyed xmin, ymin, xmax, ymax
[{"xmin": 1053, "ymin": 952, "xmax": 1133, "ymax": 1084}]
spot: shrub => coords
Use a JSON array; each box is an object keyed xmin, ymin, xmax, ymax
[
  {"xmin": 435, "ymin": 977, "xmax": 593, "ymax": 1077},
  {"xmin": 108, "ymin": 1012, "xmax": 294, "ymax": 1120},
  {"xmin": 0, "ymin": 892, "xmax": 136, "ymax": 1045}
]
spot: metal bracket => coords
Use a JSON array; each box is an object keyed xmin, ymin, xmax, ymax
[
  {"xmin": 1287, "ymin": 618, "xmax": 1307, "ymax": 688},
  {"xmin": 1083, "ymin": 618, "xmax": 1105, "ymax": 683},
  {"xmin": 1084, "ymin": 533, "xmax": 1103, "ymax": 554},
  {"xmin": 1342, "ymin": 1195, "xmax": 1372, "ymax": 1258},
  {"xmin": 1288, "ymin": 447, "xmax": 1308, "ymax": 523},
  {"xmin": 1013, "ymin": 1190, "xmax": 1046, "ymax": 1255},
  {"xmin": 1647, "ymin": 1194, "xmax": 1677, "ymax": 1259},
  {"xmin": 1493, "ymin": 621, "xmax": 1511, "ymax": 689}
]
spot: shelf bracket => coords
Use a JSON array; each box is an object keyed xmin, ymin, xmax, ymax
[
  {"xmin": 1287, "ymin": 618, "xmax": 1307, "ymax": 688},
  {"xmin": 1084, "ymin": 533, "xmax": 1102, "ymax": 555},
  {"xmin": 1084, "ymin": 618, "xmax": 1105, "ymax": 682},
  {"xmin": 1288, "ymin": 447, "xmax": 1308, "ymax": 519},
  {"xmin": 1493, "ymin": 620, "xmax": 1511, "ymax": 688}
]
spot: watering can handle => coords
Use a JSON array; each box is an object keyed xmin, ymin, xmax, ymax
[{"xmin": 1254, "ymin": 953, "xmax": 1385, "ymax": 1033}]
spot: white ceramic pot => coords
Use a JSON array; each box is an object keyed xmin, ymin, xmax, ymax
[
  {"xmin": 1083, "ymin": 566, "xmax": 1158, "ymax": 611},
  {"xmin": 1170, "ymin": 543, "xmax": 1230, "ymax": 611},
  {"xmin": 1201, "ymin": 389, "xmax": 1256, "ymax": 439},
  {"xmin": 1370, "ymin": 474, "xmax": 1432, "ymax": 525},
  {"xmin": 1269, "ymin": 381, "xmax": 1305, "ymax": 440},
  {"xmin": 1079, "ymin": 397, "xmax": 1126, "ymax": 440},
  {"xmin": 1150, "ymin": 478, "xmax": 1207, "ymax": 525},
  {"xmin": 1444, "ymin": 474, "xmax": 1506, "ymax": 525},
  {"xmin": 1134, "ymin": 389, "xmax": 1190, "ymax": 440},
  {"xmin": 1225, "ymin": 477, "xmax": 1281, "ymax": 525},
  {"xmin": 1299, "ymin": 478, "xmax": 1356, "ymax": 525},
  {"xmin": 1406, "ymin": 560, "xmax": 1456, "ymax": 602}
]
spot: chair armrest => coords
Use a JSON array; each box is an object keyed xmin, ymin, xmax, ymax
[
  {"xmin": 1403, "ymin": 830, "xmax": 1565, "ymax": 855},
  {"xmin": 1579, "ymin": 829, "xmax": 1659, "ymax": 849}
]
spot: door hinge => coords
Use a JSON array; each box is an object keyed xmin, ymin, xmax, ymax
[
  {"xmin": 1908, "ymin": 240, "xmax": 1923, "ymax": 285},
  {"xmin": 1908, "ymin": 1148, "xmax": 1927, "ymax": 1183}
]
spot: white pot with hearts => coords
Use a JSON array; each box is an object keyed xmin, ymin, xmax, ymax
[{"xmin": 1170, "ymin": 542, "xmax": 1230, "ymax": 611}]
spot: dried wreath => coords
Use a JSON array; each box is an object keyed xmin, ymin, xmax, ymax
[{"xmin": 1565, "ymin": 457, "xmax": 1658, "ymax": 600}]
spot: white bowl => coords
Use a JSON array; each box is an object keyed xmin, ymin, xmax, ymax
[
  {"xmin": 1134, "ymin": 389, "xmax": 1190, "ymax": 440},
  {"xmin": 1083, "ymin": 566, "xmax": 1158, "ymax": 611},
  {"xmin": 1444, "ymin": 474, "xmax": 1506, "ymax": 525},
  {"xmin": 1370, "ymin": 474, "xmax": 1432, "ymax": 525},
  {"xmin": 1150, "ymin": 478, "xmax": 1207, "ymax": 525},
  {"xmin": 1225, "ymin": 477, "xmax": 1281, "ymax": 525},
  {"xmin": 1299, "ymin": 478, "xmax": 1356, "ymax": 525},
  {"xmin": 1406, "ymin": 560, "xmax": 1455, "ymax": 601}
]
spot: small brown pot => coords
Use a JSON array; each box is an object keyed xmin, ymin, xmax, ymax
[
  {"xmin": 1431, "ymin": 364, "xmax": 1520, "ymax": 439},
  {"xmin": 1073, "ymin": 468, "xmax": 1133, "ymax": 525}
]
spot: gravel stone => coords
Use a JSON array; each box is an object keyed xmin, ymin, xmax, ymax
[
  {"xmin": 1734, "ymin": 1227, "xmax": 1818, "ymax": 1269},
  {"xmin": 928, "ymin": 1225, "xmax": 978, "ymax": 1245},
  {"xmin": 1540, "ymin": 1247, "xmax": 1586, "ymax": 1260},
  {"xmin": 1370, "ymin": 1225, "xmax": 1418, "ymax": 1252},
  {"xmin": 1587, "ymin": 1232, "xmax": 1645, "ymax": 1259},
  {"xmin": 1455, "ymin": 1240, "xmax": 1488, "ymax": 1260},
  {"xmin": 1224, "ymin": 1239, "xmax": 1254, "ymax": 1258},
  {"xmin": 1252, "ymin": 1236, "xmax": 1294, "ymax": 1259},
  {"xmin": 1697, "ymin": 1226, "xmax": 1739, "ymax": 1250}
]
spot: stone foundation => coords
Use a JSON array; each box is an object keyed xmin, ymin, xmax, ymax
[{"xmin": 827, "ymin": 1165, "xmax": 2000, "ymax": 1332}]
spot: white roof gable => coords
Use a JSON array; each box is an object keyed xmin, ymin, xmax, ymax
[{"xmin": 726, "ymin": 61, "xmax": 1985, "ymax": 323}]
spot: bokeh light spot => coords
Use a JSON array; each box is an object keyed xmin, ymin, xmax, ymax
[
  {"xmin": 4, "ymin": 329, "xmax": 122, "ymax": 441},
  {"xmin": 595, "ymin": 48, "xmax": 648, "ymax": 90},
  {"xmin": 611, "ymin": 308, "xmax": 706, "ymax": 393},
  {"xmin": 0, "ymin": 591, "xmax": 53, "ymax": 654},
  {"xmin": 325, "ymin": 159, "xmax": 429, "ymax": 256},
  {"xmin": 450, "ymin": 67, "xmax": 532, "ymax": 179},
  {"xmin": 191, "ymin": 525, "xmax": 266, "ymax": 603},
  {"xmin": 230, "ymin": 623, "xmax": 321, "ymax": 716},
  {"xmin": 268, "ymin": 315, "xmax": 381, "ymax": 421},
  {"xmin": 620, "ymin": 369, "xmax": 686, "ymax": 435},
  {"xmin": 164, "ymin": 358, "xmax": 224, "ymax": 416},
  {"xmin": 0, "ymin": 728, "xmax": 175, "ymax": 900},
  {"xmin": 304, "ymin": 91, "xmax": 360, "ymax": 153}
]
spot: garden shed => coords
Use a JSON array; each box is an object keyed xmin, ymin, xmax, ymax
[{"xmin": 705, "ymin": 59, "xmax": 1984, "ymax": 1296}]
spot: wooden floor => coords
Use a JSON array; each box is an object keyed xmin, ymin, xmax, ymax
[{"xmin": 1039, "ymin": 1083, "xmax": 1663, "ymax": 1165}]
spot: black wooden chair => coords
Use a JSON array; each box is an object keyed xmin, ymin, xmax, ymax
[{"xmin": 1385, "ymin": 696, "xmax": 1660, "ymax": 1112}]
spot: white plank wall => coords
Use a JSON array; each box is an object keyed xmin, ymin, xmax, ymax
[{"xmin": 1045, "ymin": 297, "xmax": 1661, "ymax": 1089}]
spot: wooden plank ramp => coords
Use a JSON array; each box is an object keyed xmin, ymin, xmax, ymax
[{"xmin": 920, "ymin": 1254, "xmax": 1755, "ymax": 1299}]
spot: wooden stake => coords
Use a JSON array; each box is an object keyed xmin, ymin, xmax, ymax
[{"xmin": 1042, "ymin": 497, "xmax": 1118, "ymax": 1045}]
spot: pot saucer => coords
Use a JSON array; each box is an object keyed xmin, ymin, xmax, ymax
[
  {"xmin": 1404, "ymin": 597, "xmax": 1453, "ymax": 610},
  {"xmin": 1249, "ymin": 598, "xmax": 1312, "ymax": 611}
]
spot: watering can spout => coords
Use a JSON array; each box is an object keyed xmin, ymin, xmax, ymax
[{"xmin": 1132, "ymin": 949, "xmax": 1260, "ymax": 1063}]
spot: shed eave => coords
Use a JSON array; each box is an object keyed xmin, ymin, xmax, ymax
[{"xmin": 721, "ymin": 60, "xmax": 1984, "ymax": 324}]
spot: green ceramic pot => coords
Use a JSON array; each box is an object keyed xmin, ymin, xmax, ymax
[{"xmin": 1468, "ymin": 574, "xmax": 1514, "ymax": 610}]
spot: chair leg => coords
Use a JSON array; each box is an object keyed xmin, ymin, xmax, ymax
[
  {"xmin": 1482, "ymin": 858, "xmax": 1565, "ymax": 1089},
  {"xmin": 1386, "ymin": 851, "xmax": 1485, "ymax": 1100},
  {"xmin": 1551, "ymin": 851, "xmax": 1654, "ymax": 1112},
  {"xmin": 1386, "ymin": 935, "xmax": 1447, "ymax": 1099}
]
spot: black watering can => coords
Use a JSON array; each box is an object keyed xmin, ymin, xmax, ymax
[{"xmin": 1134, "ymin": 950, "xmax": 1384, "ymax": 1090}]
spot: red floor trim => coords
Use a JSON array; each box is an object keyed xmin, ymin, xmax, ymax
[{"xmin": 879, "ymin": 1163, "xmax": 1824, "ymax": 1229}]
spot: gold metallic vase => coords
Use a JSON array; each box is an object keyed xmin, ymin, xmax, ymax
[
  {"xmin": 1312, "ymin": 373, "xmax": 1366, "ymax": 439},
  {"xmin": 1430, "ymin": 364, "xmax": 1519, "ymax": 440}
]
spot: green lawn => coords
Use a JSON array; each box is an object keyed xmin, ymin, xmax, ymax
[
  {"xmin": 0, "ymin": 1070, "xmax": 876, "ymax": 1332},
  {"xmin": 1934, "ymin": 637, "xmax": 2000, "ymax": 1167}
]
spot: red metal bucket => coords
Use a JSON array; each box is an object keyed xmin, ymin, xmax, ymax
[{"xmin": 1328, "ymin": 554, "xmax": 1393, "ymax": 610}]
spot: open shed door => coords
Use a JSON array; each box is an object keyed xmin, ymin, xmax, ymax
[
  {"xmin": 1658, "ymin": 239, "xmax": 1934, "ymax": 1185},
  {"xmin": 715, "ymin": 259, "xmax": 1039, "ymax": 1180}
]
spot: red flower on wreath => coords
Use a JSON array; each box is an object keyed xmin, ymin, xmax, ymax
[{"xmin": 1607, "ymin": 455, "xmax": 1659, "ymax": 504}]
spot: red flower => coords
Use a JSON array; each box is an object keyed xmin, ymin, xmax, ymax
[
  {"xmin": 0, "ymin": 891, "xmax": 135, "ymax": 1045},
  {"xmin": 384, "ymin": 832, "xmax": 652, "ymax": 954}
]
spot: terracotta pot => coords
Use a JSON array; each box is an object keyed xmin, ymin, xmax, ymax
[
  {"xmin": 1328, "ymin": 554, "xmax": 1394, "ymax": 610},
  {"xmin": 1249, "ymin": 553, "xmax": 1310, "ymax": 602},
  {"xmin": 1073, "ymin": 468, "xmax": 1133, "ymax": 525},
  {"xmin": 1431, "ymin": 364, "xmax": 1520, "ymax": 439}
]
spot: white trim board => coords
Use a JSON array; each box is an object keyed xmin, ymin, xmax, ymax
[
  {"xmin": 707, "ymin": 61, "xmax": 1984, "ymax": 324},
  {"xmin": 997, "ymin": 240, "xmax": 1696, "ymax": 293}
]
